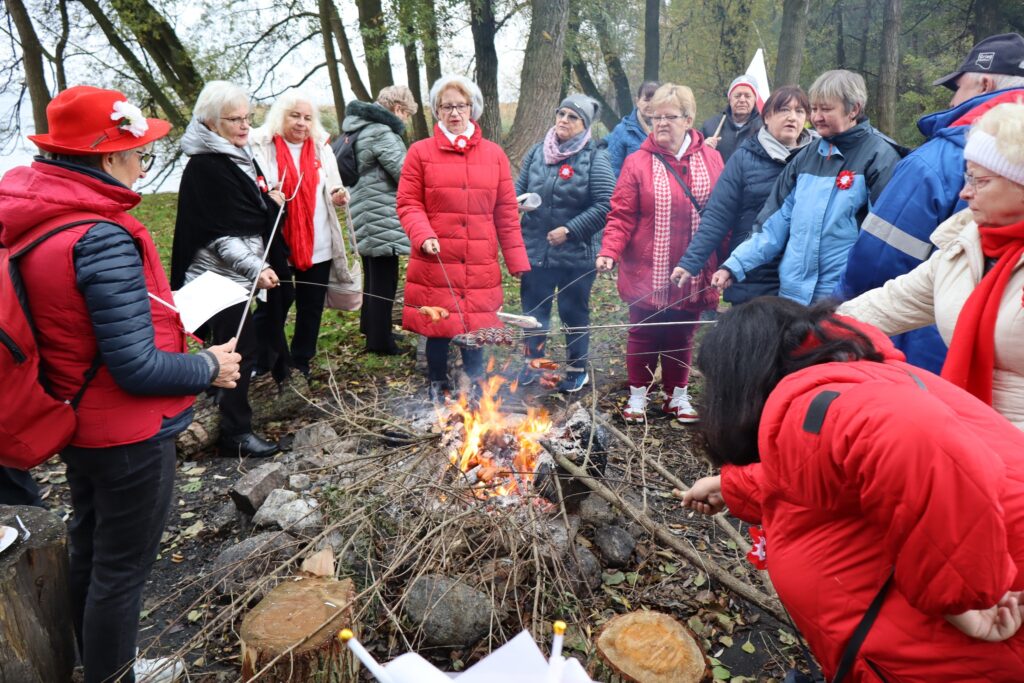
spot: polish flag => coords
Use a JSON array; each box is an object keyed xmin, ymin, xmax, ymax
[{"xmin": 744, "ymin": 48, "xmax": 771, "ymax": 111}]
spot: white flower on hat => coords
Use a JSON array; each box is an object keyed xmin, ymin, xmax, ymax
[{"xmin": 111, "ymin": 100, "xmax": 149, "ymax": 138}]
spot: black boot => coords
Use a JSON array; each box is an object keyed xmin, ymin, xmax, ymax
[
  {"xmin": 428, "ymin": 381, "xmax": 451, "ymax": 406},
  {"xmin": 218, "ymin": 432, "xmax": 280, "ymax": 458}
]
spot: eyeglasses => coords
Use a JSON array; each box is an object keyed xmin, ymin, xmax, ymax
[
  {"xmin": 439, "ymin": 103, "xmax": 470, "ymax": 114},
  {"xmin": 221, "ymin": 114, "xmax": 255, "ymax": 126},
  {"xmin": 649, "ymin": 114, "xmax": 688, "ymax": 123},
  {"xmin": 963, "ymin": 172, "xmax": 998, "ymax": 189},
  {"xmin": 555, "ymin": 110, "xmax": 582, "ymax": 123},
  {"xmin": 775, "ymin": 106, "xmax": 806, "ymax": 117},
  {"xmin": 135, "ymin": 150, "xmax": 156, "ymax": 172}
]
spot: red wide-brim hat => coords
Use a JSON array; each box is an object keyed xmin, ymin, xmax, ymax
[{"xmin": 28, "ymin": 85, "xmax": 171, "ymax": 154}]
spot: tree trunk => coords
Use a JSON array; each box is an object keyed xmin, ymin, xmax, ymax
[
  {"xmin": 77, "ymin": 0, "xmax": 189, "ymax": 128},
  {"xmin": 326, "ymin": 0, "xmax": 372, "ymax": 102},
  {"xmin": 836, "ymin": 1, "xmax": 846, "ymax": 69},
  {"xmin": 398, "ymin": 0, "xmax": 429, "ymax": 140},
  {"xmin": 107, "ymin": 0, "xmax": 204, "ymax": 105},
  {"xmin": 774, "ymin": 0, "xmax": 810, "ymax": 86},
  {"xmin": 857, "ymin": 0, "xmax": 874, "ymax": 75},
  {"xmin": 470, "ymin": 0, "xmax": 503, "ymax": 143},
  {"xmin": 876, "ymin": 0, "xmax": 901, "ymax": 136},
  {"xmin": 355, "ymin": 0, "xmax": 395, "ymax": 96},
  {"xmin": 0, "ymin": 505, "xmax": 75, "ymax": 683},
  {"xmin": 503, "ymin": 0, "xmax": 570, "ymax": 168},
  {"xmin": 591, "ymin": 3, "xmax": 632, "ymax": 116},
  {"xmin": 643, "ymin": 0, "xmax": 660, "ymax": 81},
  {"xmin": 973, "ymin": 0, "xmax": 1012, "ymax": 44},
  {"xmin": 239, "ymin": 577, "xmax": 356, "ymax": 682},
  {"xmin": 4, "ymin": 0, "xmax": 50, "ymax": 134},
  {"xmin": 54, "ymin": 0, "xmax": 70, "ymax": 91},
  {"xmin": 422, "ymin": 0, "xmax": 443, "ymax": 86},
  {"xmin": 566, "ymin": 3, "xmax": 618, "ymax": 129},
  {"xmin": 318, "ymin": 0, "xmax": 346, "ymax": 130}
]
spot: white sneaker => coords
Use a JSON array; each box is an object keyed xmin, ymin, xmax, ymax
[
  {"xmin": 135, "ymin": 655, "xmax": 184, "ymax": 683},
  {"xmin": 622, "ymin": 385, "xmax": 649, "ymax": 423},
  {"xmin": 664, "ymin": 386, "xmax": 699, "ymax": 423}
]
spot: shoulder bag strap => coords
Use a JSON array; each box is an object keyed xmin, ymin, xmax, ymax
[
  {"xmin": 654, "ymin": 153, "xmax": 704, "ymax": 216},
  {"xmin": 831, "ymin": 571, "xmax": 894, "ymax": 683}
]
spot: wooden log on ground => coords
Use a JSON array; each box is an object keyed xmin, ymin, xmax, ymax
[
  {"xmin": 0, "ymin": 505, "xmax": 75, "ymax": 683},
  {"xmin": 240, "ymin": 576, "xmax": 356, "ymax": 682},
  {"xmin": 597, "ymin": 611, "xmax": 706, "ymax": 683},
  {"xmin": 176, "ymin": 374, "xmax": 314, "ymax": 458}
]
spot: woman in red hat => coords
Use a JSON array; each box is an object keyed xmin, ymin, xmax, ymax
[{"xmin": 0, "ymin": 85, "xmax": 241, "ymax": 683}]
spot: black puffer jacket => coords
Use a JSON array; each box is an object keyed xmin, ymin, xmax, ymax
[
  {"xmin": 700, "ymin": 107, "xmax": 763, "ymax": 163},
  {"xmin": 514, "ymin": 139, "xmax": 615, "ymax": 270}
]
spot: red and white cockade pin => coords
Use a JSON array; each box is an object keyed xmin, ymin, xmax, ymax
[
  {"xmin": 836, "ymin": 170, "xmax": 855, "ymax": 190},
  {"xmin": 746, "ymin": 525, "xmax": 768, "ymax": 570},
  {"xmin": 256, "ymin": 175, "xmax": 269, "ymax": 192},
  {"xmin": 454, "ymin": 135, "xmax": 469, "ymax": 152},
  {"xmin": 558, "ymin": 164, "xmax": 574, "ymax": 180}
]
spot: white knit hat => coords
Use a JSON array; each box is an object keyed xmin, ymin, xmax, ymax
[{"xmin": 963, "ymin": 129, "xmax": 1024, "ymax": 186}]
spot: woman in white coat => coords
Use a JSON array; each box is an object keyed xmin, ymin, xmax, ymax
[
  {"xmin": 250, "ymin": 90, "xmax": 350, "ymax": 378},
  {"xmin": 839, "ymin": 102, "xmax": 1024, "ymax": 429}
]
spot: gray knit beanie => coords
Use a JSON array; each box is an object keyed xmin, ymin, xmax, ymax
[{"xmin": 558, "ymin": 94, "xmax": 600, "ymax": 130}]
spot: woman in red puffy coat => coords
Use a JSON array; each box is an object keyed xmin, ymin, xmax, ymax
[
  {"xmin": 683, "ymin": 297, "xmax": 1024, "ymax": 682},
  {"xmin": 398, "ymin": 74, "xmax": 529, "ymax": 403},
  {"xmin": 597, "ymin": 83, "xmax": 723, "ymax": 424}
]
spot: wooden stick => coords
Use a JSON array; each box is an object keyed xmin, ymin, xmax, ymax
[
  {"xmin": 553, "ymin": 453, "xmax": 786, "ymax": 622},
  {"xmin": 712, "ymin": 114, "xmax": 727, "ymax": 139}
]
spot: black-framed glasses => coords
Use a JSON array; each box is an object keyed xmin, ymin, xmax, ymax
[
  {"xmin": 439, "ymin": 103, "xmax": 470, "ymax": 114},
  {"xmin": 135, "ymin": 150, "xmax": 156, "ymax": 172},
  {"xmin": 221, "ymin": 114, "xmax": 255, "ymax": 126},
  {"xmin": 555, "ymin": 110, "xmax": 581, "ymax": 123},
  {"xmin": 650, "ymin": 114, "xmax": 687, "ymax": 123}
]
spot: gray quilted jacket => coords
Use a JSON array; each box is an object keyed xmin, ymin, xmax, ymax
[
  {"xmin": 184, "ymin": 234, "xmax": 264, "ymax": 288},
  {"xmin": 341, "ymin": 101, "xmax": 410, "ymax": 257}
]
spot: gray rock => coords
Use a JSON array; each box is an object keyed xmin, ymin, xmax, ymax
[
  {"xmin": 541, "ymin": 514, "xmax": 580, "ymax": 559},
  {"xmin": 403, "ymin": 574, "xmax": 493, "ymax": 647},
  {"xmin": 275, "ymin": 498, "xmax": 322, "ymax": 535},
  {"xmin": 251, "ymin": 489, "xmax": 298, "ymax": 527},
  {"xmin": 207, "ymin": 531, "xmax": 297, "ymax": 597},
  {"xmin": 593, "ymin": 525, "xmax": 636, "ymax": 568},
  {"xmin": 288, "ymin": 474, "xmax": 312, "ymax": 491},
  {"xmin": 578, "ymin": 494, "xmax": 616, "ymax": 527},
  {"xmin": 209, "ymin": 501, "xmax": 238, "ymax": 536},
  {"xmin": 229, "ymin": 462, "xmax": 288, "ymax": 515},
  {"xmin": 565, "ymin": 544, "xmax": 602, "ymax": 591},
  {"xmin": 291, "ymin": 422, "xmax": 339, "ymax": 456}
]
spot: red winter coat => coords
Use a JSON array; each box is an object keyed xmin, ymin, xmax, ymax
[
  {"xmin": 397, "ymin": 124, "xmax": 530, "ymax": 338},
  {"xmin": 722, "ymin": 322, "xmax": 1024, "ymax": 682},
  {"xmin": 599, "ymin": 132, "xmax": 723, "ymax": 311}
]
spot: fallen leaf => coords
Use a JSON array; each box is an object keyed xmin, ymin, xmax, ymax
[
  {"xmin": 602, "ymin": 571, "xmax": 626, "ymax": 586},
  {"xmin": 741, "ymin": 640, "xmax": 756, "ymax": 654},
  {"xmin": 183, "ymin": 520, "xmax": 204, "ymax": 537},
  {"xmin": 712, "ymin": 665, "xmax": 731, "ymax": 680},
  {"xmin": 187, "ymin": 610, "xmax": 202, "ymax": 623}
]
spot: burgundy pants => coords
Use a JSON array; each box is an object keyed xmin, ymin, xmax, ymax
[{"xmin": 626, "ymin": 306, "xmax": 700, "ymax": 392}]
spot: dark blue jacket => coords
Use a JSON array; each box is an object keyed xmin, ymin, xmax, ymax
[
  {"xmin": 677, "ymin": 134, "xmax": 793, "ymax": 304},
  {"xmin": 835, "ymin": 87, "xmax": 1024, "ymax": 373},
  {"xmin": 700, "ymin": 107, "xmax": 763, "ymax": 163},
  {"xmin": 604, "ymin": 109, "xmax": 648, "ymax": 177},
  {"xmin": 722, "ymin": 120, "xmax": 904, "ymax": 304},
  {"xmin": 515, "ymin": 139, "xmax": 615, "ymax": 270}
]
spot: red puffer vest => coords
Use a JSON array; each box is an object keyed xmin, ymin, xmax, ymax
[
  {"xmin": 721, "ymin": 321, "xmax": 1024, "ymax": 682},
  {"xmin": 397, "ymin": 124, "xmax": 530, "ymax": 338},
  {"xmin": 0, "ymin": 162, "xmax": 194, "ymax": 448}
]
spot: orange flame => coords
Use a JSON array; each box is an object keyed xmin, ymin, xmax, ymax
[{"xmin": 447, "ymin": 376, "xmax": 552, "ymax": 498}]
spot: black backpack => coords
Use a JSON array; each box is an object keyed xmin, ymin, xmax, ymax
[{"xmin": 331, "ymin": 128, "xmax": 362, "ymax": 188}]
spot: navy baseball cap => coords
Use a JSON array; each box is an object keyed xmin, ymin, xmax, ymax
[{"xmin": 933, "ymin": 32, "xmax": 1024, "ymax": 89}]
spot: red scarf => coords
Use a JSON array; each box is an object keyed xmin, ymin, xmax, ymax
[
  {"xmin": 941, "ymin": 219, "xmax": 1024, "ymax": 404},
  {"xmin": 273, "ymin": 135, "xmax": 319, "ymax": 271}
]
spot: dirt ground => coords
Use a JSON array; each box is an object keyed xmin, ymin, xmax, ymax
[{"xmin": 34, "ymin": 276, "xmax": 808, "ymax": 682}]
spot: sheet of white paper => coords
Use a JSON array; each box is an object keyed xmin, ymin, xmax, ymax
[
  {"xmin": 171, "ymin": 271, "xmax": 250, "ymax": 333},
  {"xmin": 383, "ymin": 652, "xmax": 453, "ymax": 683}
]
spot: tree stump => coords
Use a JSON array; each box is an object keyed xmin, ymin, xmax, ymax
[
  {"xmin": 0, "ymin": 505, "xmax": 75, "ymax": 683},
  {"xmin": 240, "ymin": 576, "xmax": 356, "ymax": 682},
  {"xmin": 597, "ymin": 611, "xmax": 706, "ymax": 683}
]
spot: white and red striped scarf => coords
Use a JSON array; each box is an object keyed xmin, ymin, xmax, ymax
[{"xmin": 650, "ymin": 148, "xmax": 711, "ymax": 306}]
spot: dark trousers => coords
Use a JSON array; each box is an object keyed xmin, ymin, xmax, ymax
[
  {"xmin": 359, "ymin": 254, "xmax": 399, "ymax": 351},
  {"xmin": 206, "ymin": 301, "xmax": 257, "ymax": 436},
  {"xmin": 520, "ymin": 266, "xmax": 596, "ymax": 370},
  {"xmin": 0, "ymin": 466, "xmax": 44, "ymax": 507},
  {"xmin": 288, "ymin": 260, "xmax": 332, "ymax": 372},
  {"xmin": 426, "ymin": 337, "xmax": 483, "ymax": 383},
  {"xmin": 62, "ymin": 438, "xmax": 177, "ymax": 683}
]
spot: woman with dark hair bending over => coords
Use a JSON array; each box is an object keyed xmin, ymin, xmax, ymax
[{"xmin": 682, "ymin": 297, "xmax": 1024, "ymax": 680}]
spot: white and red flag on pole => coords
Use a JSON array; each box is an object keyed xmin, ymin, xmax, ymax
[{"xmin": 743, "ymin": 48, "xmax": 771, "ymax": 111}]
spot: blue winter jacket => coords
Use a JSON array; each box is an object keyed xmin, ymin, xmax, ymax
[
  {"xmin": 676, "ymin": 132, "xmax": 810, "ymax": 304},
  {"xmin": 722, "ymin": 120, "xmax": 903, "ymax": 304},
  {"xmin": 834, "ymin": 87, "xmax": 1024, "ymax": 373},
  {"xmin": 605, "ymin": 109, "xmax": 648, "ymax": 177},
  {"xmin": 515, "ymin": 139, "xmax": 616, "ymax": 270}
]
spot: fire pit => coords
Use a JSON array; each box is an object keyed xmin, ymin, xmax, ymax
[{"xmin": 438, "ymin": 377, "xmax": 607, "ymax": 509}]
